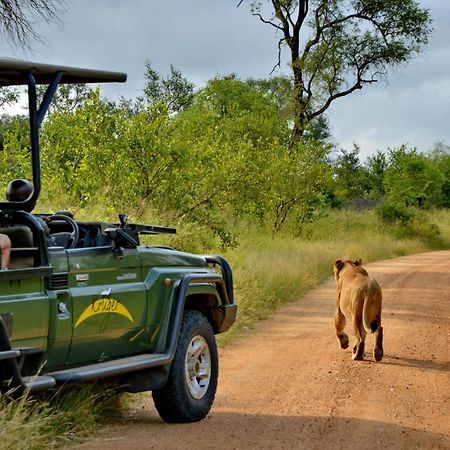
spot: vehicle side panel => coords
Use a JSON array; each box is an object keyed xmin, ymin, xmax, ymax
[
  {"xmin": 65, "ymin": 247, "xmax": 147, "ymax": 365},
  {"xmin": 0, "ymin": 270, "xmax": 49, "ymax": 350}
]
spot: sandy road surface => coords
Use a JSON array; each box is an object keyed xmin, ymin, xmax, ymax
[{"xmin": 77, "ymin": 250, "xmax": 450, "ymax": 450}]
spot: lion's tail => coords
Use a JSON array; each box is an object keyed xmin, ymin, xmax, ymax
[{"xmin": 363, "ymin": 293, "xmax": 380, "ymax": 334}]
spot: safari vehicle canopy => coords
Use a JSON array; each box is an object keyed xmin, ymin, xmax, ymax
[
  {"xmin": 0, "ymin": 58, "xmax": 236, "ymax": 423},
  {"xmin": 0, "ymin": 57, "xmax": 127, "ymax": 212}
]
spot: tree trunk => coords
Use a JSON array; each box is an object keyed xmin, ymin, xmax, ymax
[{"xmin": 290, "ymin": 61, "xmax": 307, "ymax": 150}]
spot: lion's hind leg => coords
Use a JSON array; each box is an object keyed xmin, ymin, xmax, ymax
[
  {"xmin": 352, "ymin": 314, "xmax": 366, "ymax": 361},
  {"xmin": 335, "ymin": 307, "xmax": 349, "ymax": 349},
  {"xmin": 373, "ymin": 325, "xmax": 384, "ymax": 362}
]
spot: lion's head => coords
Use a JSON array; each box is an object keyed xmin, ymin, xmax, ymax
[{"xmin": 334, "ymin": 258, "xmax": 365, "ymax": 281}]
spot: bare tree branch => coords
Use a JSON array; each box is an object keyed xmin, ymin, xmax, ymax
[
  {"xmin": 252, "ymin": 12, "xmax": 283, "ymax": 31},
  {"xmin": 279, "ymin": 2, "xmax": 295, "ymax": 28},
  {"xmin": 302, "ymin": 3, "xmax": 327, "ymax": 58},
  {"xmin": 309, "ymin": 81, "xmax": 363, "ymax": 121},
  {"xmin": 0, "ymin": 0, "xmax": 66, "ymax": 48},
  {"xmin": 271, "ymin": 0, "xmax": 291, "ymax": 40},
  {"xmin": 270, "ymin": 37, "xmax": 287, "ymax": 75}
]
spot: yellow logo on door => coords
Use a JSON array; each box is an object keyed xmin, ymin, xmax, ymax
[{"xmin": 75, "ymin": 289, "xmax": 134, "ymax": 327}]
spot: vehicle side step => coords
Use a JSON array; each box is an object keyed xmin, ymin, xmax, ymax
[
  {"xmin": 22, "ymin": 375, "xmax": 56, "ymax": 392},
  {"xmin": 14, "ymin": 346, "xmax": 42, "ymax": 355},
  {"xmin": 46, "ymin": 353, "xmax": 170, "ymax": 384},
  {"xmin": 0, "ymin": 350, "xmax": 21, "ymax": 361}
]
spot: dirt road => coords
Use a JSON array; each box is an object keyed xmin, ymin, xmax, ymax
[{"xmin": 78, "ymin": 250, "xmax": 450, "ymax": 450}]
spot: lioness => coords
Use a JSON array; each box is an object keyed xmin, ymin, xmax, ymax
[{"xmin": 333, "ymin": 259, "xmax": 383, "ymax": 362}]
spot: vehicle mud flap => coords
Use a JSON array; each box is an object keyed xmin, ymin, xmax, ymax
[{"xmin": 217, "ymin": 304, "xmax": 238, "ymax": 333}]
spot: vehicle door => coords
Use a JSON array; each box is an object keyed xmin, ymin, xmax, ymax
[
  {"xmin": 66, "ymin": 245, "xmax": 147, "ymax": 365},
  {"xmin": 0, "ymin": 267, "xmax": 51, "ymax": 351}
]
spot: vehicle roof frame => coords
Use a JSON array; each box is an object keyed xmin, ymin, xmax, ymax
[
  {"xmin": 0, "ymin": 71, "xmax": 61, "ymax": 211},
  {"xmin": 0, "ymin": 58, "xmax": 127, "ymax": 212}
]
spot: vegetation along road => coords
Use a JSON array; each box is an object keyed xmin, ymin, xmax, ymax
[{"xmin": 78, "ymin": 251, "xmax": 450, "ymax": 450}]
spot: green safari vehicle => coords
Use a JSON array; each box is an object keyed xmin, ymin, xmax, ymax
[{"xmin": 0, "ymin": 58, "xmax": 237, "ymax": 423}]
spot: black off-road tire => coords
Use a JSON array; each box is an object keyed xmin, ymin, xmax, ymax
[{"xmin": 152, "ymin": 310, "xmax": 218, "ymax": 423}]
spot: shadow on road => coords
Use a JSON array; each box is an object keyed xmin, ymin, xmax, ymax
[
  {"xmin": 383, "ymin": 354, "xmax": 449, "ymax": 373},
  {"xmin": 77, "ymin": 412, "xmax": 449, "ymax": 450}
]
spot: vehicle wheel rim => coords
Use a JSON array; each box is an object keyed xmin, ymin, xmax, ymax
[{"xmin": 185, "ymin": 335, "xmax": 211, "ymax": 400}]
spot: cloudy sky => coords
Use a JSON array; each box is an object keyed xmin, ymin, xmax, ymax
[{"xmin": 0, "ymin": 0, "xmax": 448, "ymax": 159}]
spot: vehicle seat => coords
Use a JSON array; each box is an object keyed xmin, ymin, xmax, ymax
[{"xmin": 0, "ymin": 226, "xmax": 35, "ymax": 269}]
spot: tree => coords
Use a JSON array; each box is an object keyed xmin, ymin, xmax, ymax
[
  {"xmin": 245, "ymin": 75, "xmax": 332, "ymax": 144},
  {"xmin": 332, "ymin": 144, "xmax": 368, "ymax": 204},
  {"xmin": 429, "ymin": 143, "xmax": 450, "ymax": 208},
  {"xmin": 142, "ymin": 61, "xmax": 195, "ymax": 114},
  {"xmin": 0, "ymin": 114, "xmax": 31, "ymax": 183},
  {"xmin": 0, "ymin": 86, "xmax": 20, "ymax": 108},
  {"xmin": 239, "ymin": 0, "xmax": 432, "ymax": 147},
  {"xmin": 384, "ymin": 146, "xmax": 444, "ymax": 208},
  {"xmin": 364, "ymin": 150, "xmax": 388, "ymax": 200},
  {"xmin": 0, "ymin": 113, "xmax": 27, "ymax": 151},
  {"xmin": 37, "ymin": 83, "xmax": 89, "ymax": 113},
  {"xmin": 41, "ymin": 89, "xmax": 178, "ymax": 210},
  {"xmin": 168, "ymin": 77, "xmax": 290, "ymax": 233},
  {"xmin": 0, "ymin": 0, "xmax": 66, "ymax": 48},
  {"xmin": 161, "ymin": 76, "xmax": 332, "ymax": 237}
]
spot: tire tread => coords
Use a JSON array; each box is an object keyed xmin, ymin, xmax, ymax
[{"xmin": 152, "ymin": 310, "xmax": 218, "ymax": 423}]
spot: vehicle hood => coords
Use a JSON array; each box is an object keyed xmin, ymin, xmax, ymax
[{"xmin": 138, "ymin": 246, "xmax": 207, "ymax": 269}]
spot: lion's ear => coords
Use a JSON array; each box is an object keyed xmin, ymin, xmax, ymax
[
  {"xmin": 334, "ymin": 259, "xmax": 344, "ymax": 273},
  {"xmin": 355, "ymin": 258, "xmax": 363, "ymax": 266}
]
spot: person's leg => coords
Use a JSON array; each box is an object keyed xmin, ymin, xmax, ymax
[{"xmin": 0, "ymin": 234, "xmax": 11, "ymax": 270}]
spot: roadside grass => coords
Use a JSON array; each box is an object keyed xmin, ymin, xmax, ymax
[
  {"xmin": 0, "ymin": 385, "xmax": 127, "ymax": 449},
  {"xmin": 1, "ymin": 206, "xmax": 448, "ymax": 448},
  {"xmin": 428, "ymin": 208, "xmax": 450, "ymax": 241},
  {"xmin": 218, "ymin": 208, "xmax": 450, "ymax": 343}
]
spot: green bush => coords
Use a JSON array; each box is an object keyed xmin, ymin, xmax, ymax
[
  {"xmin": 376, "ymin": 203, "xmax": 412, "ymax": 224},
  {"xmin": 395, "ymin": 214, "xmax": 442, "ymax": 244},
  {"xmin": 375, "ymin": 204, "xmax": 442, "ymax": 245}
]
